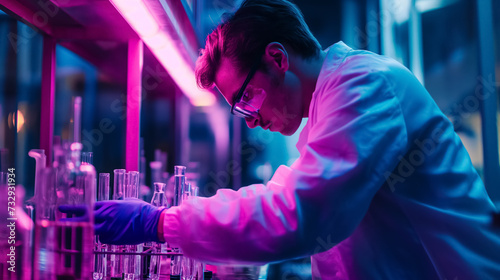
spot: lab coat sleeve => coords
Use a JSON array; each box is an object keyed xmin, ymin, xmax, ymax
[{"xmin": 162, "ymin": 65, "xmax": 408, "ymax": 264}]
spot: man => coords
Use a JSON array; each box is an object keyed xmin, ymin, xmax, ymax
[{"xmin": 93, "ymin": 0, "xmax": 500, "ymax": 278}]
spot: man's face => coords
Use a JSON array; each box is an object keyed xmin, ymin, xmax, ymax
[{"xmin": 214, "ymin": 56, "xmax": 303, "ymax": 136}]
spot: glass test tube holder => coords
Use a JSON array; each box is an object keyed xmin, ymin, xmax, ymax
[
  {"xmin": 97, "ymin": 174, "xmax": 179, "ymax": 280},
  {"xmin": 100, "ymin": 171, "xmax": 178, "ymax": 280},
  {"xmin": 94, "ymin": 166, "xmax": 203, "ymax": 279}
]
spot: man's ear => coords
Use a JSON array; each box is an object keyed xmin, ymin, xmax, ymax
[{"xmin": 264, "ymin": 42, "xmax": 289, "ymax": 73}]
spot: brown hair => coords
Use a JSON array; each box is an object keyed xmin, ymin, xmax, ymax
[{"xmin": 195, "ymin": 0, "xmax": 322, "ymax": 89}]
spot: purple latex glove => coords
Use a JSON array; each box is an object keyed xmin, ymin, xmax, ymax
[{"xmin": 94, "ymin": 198, "xmax": 166, "ymax": 245}]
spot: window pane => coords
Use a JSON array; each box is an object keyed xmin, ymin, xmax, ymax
[
  {"xmin": 419, "ymin": 0, "xmax": 484, "ymax": 174},
  {"xmin": 0, "ymin": 11, "xmax": 42, "ymax": 196}
]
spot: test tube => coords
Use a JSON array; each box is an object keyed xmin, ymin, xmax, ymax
[
  {"xmin": 113, "ymin": 169, "xmax": 126, "ymax": 200},
  {"xmin": 109, "ymin": 169, "xmax": 125, "ymax": 279},
  {"xmin": 124, "ymin": 171, "xmax": 141, "ymax": 280},
  {"xmin": 123, "ymin": 172, "xmax": 130, "ymax": 197},
  {"xmin": 173, "ymin": 166, "xmax": 186, "ymax": 207},
  {"xmin": 98, "ymin": 173, "xmax": 110, "ymax": 201},
  {"xmin": 172, "ymin": 166, "xmax": 186, "ymax": 278},
  {"xmin": 126, "ymin": 171, "xmax": 139, "ymax": 199},
  {"xmin": 149, "ymin": 183, "xmax": 167, "ymax": 280}
]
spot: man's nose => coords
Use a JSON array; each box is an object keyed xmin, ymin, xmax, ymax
[{"xmin": 245, "ymin": 117, "xmax": 259, "ymax": 129}]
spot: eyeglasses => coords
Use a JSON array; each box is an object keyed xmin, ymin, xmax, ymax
[{"xmin": 231, "ymin": 60, "xmax": 262, "ymax": 120}]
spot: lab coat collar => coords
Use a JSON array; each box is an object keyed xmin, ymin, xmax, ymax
[
  {"xmin": 315, "ymin": 41, "xmax": 353, "ymax": 94},
  {"xmin": 295, "ymin": 41, "xmax": 353, "ymax": 153}
]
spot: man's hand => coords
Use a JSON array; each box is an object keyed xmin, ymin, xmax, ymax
[{"xmin": 94, "ymin": 198, "xmax": 166, "ymax": 245}]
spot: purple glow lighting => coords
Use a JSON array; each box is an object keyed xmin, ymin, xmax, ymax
[
  {"xmin": 110, "ymin": 0, "xmax": 216, "ymax": 107},
  {"xmin": 126, "ymin": 40, "xmax": 143, "ymax": 172},
  {"xmin": 41, "ymin": 36, "xmax": 56, "ymax": 166},
  {"xmin": 113, "ymin": 0, "xmax": 160, "ymax": 37}
]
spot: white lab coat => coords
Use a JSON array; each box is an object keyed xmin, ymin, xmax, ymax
[{"xmin": 163, "ymin": 42, "xmax": 500, "ymax": 279}]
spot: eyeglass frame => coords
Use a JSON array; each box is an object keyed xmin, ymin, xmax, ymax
[{"xmin": 230, "ymin": 59, "xmax": 262, "ymax": 119}]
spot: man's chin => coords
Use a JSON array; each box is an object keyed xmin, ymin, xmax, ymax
[{"xmin": 277, "ymin": 124, "xmax": 300, "ymax": 136}]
